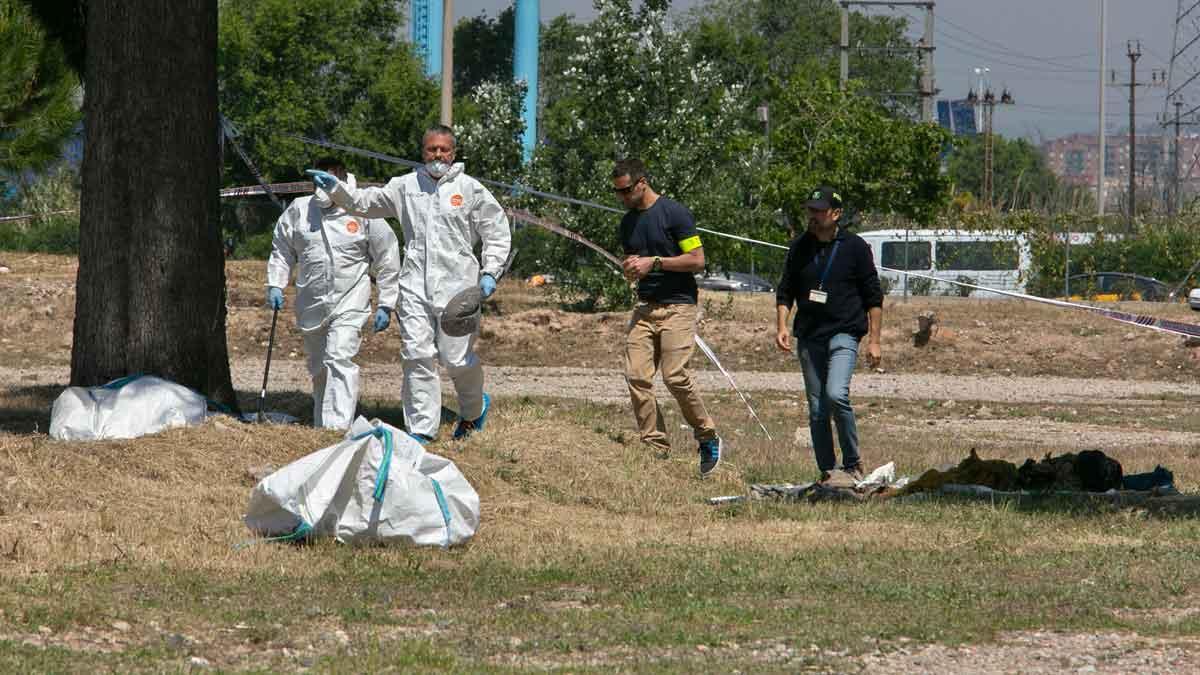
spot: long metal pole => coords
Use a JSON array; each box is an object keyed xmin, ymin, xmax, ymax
[
  {"xmin": 1174, "ymin": 99, "xmax": 1183, "ymax": 216},
  {"xmin": 440, "ymin": 0, "xmax": 454, "ymax": 125},
  {"xmin": 922, "ymin": 4, "xmax": 935, "ymax": 122},
  {"xmin": 513, "ymin": 0, "xmax": 540, "ymax": 163},
  {"xmin": 1098, "ymin": 0, "xmax": 1107, "ymax": 216},
  {"xmin": 840, "ymin": 3, "xmax": 849, "ymax": 89},
  {"xmin": 1128, "ymin": 41, "xmax": 1140, "ymax": 227}
]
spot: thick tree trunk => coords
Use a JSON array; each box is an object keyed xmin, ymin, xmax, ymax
[{"xmin": 72, "ymin": 0, "xmax": 237, "ymax": 410}]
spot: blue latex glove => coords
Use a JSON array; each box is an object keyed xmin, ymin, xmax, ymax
[
  {"xmin": 373, "ymin": 307, "xmax": 391, "ymax": 332},
  {"xmin": 305, "ymin": 169, "xmax": 338, "ymax": 191},
  {"xmin": 479, "ymin": 274, "xmax": 497, "ymax": 299},
  {"xmin": 267, "ymin": 286, "xmax": 284, "ymax": 310}
]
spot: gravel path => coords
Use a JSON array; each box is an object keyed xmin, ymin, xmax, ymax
[
  {"xmin": 7, "ymin": 361, "xmax": 1200, "ymax": 406},
  {"xmin": 857, "ymin": 630, "xmax": 1200, "ymax": 673}
]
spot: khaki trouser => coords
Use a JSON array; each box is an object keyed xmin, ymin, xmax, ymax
[{"xmin": 624, "ymin": 302, "xmax": 718, "ymax": 452}]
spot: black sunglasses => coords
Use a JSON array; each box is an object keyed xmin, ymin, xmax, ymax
[{"xmin": 612, "ymin": 178, "xmax": 642, "ymax": 194}]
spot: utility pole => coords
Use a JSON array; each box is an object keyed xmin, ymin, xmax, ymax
[
  {"xmin": 1160, "ymin": 99, "xmax": 1200, "ymax": 216},
  {"xmin": 1097, "ymin": 0, "xmax": 1106, "ymax": 216},
  {"xmin": 439, "ymin": 0, "xmax": 454, "ymax": 125},
  {"xmin": 919, "ymin": 4, "xmax": 935, "ymax": 122},
  {"xmin": 967, "ymin": 86, "xmax": 1013, "ymax": 210},
  {"xmin": 1174, "ymin": 99, "xmax": 1182, "ymax": 215},
  {"xmin": 1127, "ymin": 40, "xmax": 1141, "ymax": 221},
  {"xmin": 840, "ymin": 4, "xmax": 849, "ymax": 89},
  {"xmin": 1108, "ymin": 41, "xmax": 1164, "ymax": 228},
  {"xmin": 838, "ymin": 1, "xmax": 936, "ymax": 121}
]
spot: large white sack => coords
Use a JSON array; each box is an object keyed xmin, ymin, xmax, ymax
[
  {"xmin": 49, "ymin": 375, "xmax": 208, "ymax": 441},
  {"xmin": 243, "ymin": 417, "xmax": 480, "ymax": 547}
]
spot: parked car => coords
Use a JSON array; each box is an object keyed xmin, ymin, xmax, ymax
[
  {"xmin": 695, "ymin": 271, "xmax": 774, "ymax": 293},
  {"xmin": 1188, "ymin": 288, "xmax": 1200, "ymax": 311},
  {"xmin": 1067, "ymin": 273, "xmax": 1172, "ymax": 302}
]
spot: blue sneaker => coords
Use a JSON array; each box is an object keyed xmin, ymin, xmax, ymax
[
  {"xmin": 698, "ymin": 436, "xmax": 722, "ymax": 477},
  {"xmin": 407, "ymin": 432, "xmax": 434, "ymax": 445},
  {"xmin": 453, "ymin": 393, "xmax": 490, "ymax": 440}
]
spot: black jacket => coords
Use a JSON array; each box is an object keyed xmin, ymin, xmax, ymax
[{"xmin": 776, "ymin": 229, "xmax": 883, "ymax": 342}]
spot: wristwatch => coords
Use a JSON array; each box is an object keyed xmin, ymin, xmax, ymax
[{"xmin": 652, "ymin": 256, "xmax": 662, "ymax": 272}]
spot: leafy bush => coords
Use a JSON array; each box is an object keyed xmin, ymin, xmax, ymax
[
  {"xmin": 234, "ymin": 230, "xmax": 274, "ymax": 260},
  {"xmin": 0, "ymin": 214, "xmax": 79, "ymax": 253},
  {"xmin": 953, "ymin": 275, "xmax": 976, "ymax": 297},
  {"xmin": 908, "ymin": 276, "xmax": 932, "ymax": 296}
]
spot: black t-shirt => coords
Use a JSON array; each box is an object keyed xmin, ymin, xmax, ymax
[{"xmin": 619, "ymin": 197, "xmax": 701, "ymax": 304}]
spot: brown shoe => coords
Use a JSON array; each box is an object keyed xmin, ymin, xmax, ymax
[{"xmin": 844, "ymin": 463, "xmax": 866, "ymax": 483}]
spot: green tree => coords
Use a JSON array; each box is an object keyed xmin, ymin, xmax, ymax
[
  {"xmin": 0, "ymin": 0, "xmax": 81, "ymax": 179},
  {"xmin": 217, "ymin": 0, "xmax": 438, "ymax": 187},
  {"xmin": 947, "ymin": 134, "xmax": 1070, "ymax": 211},
  {"xmin": 685, "ymin": 0, "xmax": 921, "ymax": 119},
  {"xmin": 765, "ymin": 77, "xmax": 952, "ymax": 224},
  {"xmin": 454, "ymin": 7, "xmax": 514, "ymax": 94},
  {"xmin": 527, "ymin": 0, "xmax": 758, "ymax": 308},
  {"xmin": 539, "ymin": 14, "xmax": 588, "ymax": 106},
  {"xmin": 455, "ymin": 79, "xmax": 525, "ymax": 182}
]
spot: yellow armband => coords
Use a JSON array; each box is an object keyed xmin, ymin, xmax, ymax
[{"xmin": 678, "ymin": 235, "xmax": 702, "ymax": 253}]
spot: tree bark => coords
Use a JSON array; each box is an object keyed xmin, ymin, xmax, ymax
[{"xmin": 72, "ymin": 0, "xmax": 237, "ymax": 410}]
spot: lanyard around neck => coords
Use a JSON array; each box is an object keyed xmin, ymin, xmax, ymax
[{"xmin": 813, "ymin": 239, "xmax": 841, "ymax": 290}]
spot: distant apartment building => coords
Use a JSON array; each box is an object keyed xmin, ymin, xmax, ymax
[{"xmin": 1042, "ymin": 132, "xmax": 1200, "ymax": 204}]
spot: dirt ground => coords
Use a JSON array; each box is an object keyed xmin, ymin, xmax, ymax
[
  {"xmin": 6, "ymin": 252, "xmax": 1200, "ymax": 671},
  {"xmin": 7, "ymin": 254, "xmax": 1200, "ymax": 382}
]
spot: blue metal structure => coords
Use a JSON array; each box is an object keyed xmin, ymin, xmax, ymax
[
  {"xmin": 513, "ymin": 0, "xmax": 539, "ymax": 162},
  {"xmin": 936, "ymin": 99, "xmax": 978, "ymax": 136},
  {"xmin": 411, "ymin": 0, "xmax": 443, "ymax": 79}
]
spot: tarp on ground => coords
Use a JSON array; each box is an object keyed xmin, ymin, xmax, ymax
[
  {"xmin": 49, "ymin": 375, "xmax": 207, "ymax": 441},
  {"xmin": 243, "ymin": 417, "xmax": 479, "ymax": 547}
]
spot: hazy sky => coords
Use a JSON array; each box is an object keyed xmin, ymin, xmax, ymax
[{"xmin": 450, "ymin": 1, "xmax": 1178, "ymax": 141}]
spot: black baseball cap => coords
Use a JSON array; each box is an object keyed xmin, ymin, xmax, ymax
[{"xmin": 804, "ymin": 186, "xmax": 843, "ymax": 210}]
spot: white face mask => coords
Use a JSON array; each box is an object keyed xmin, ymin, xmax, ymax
[{"xmin": 425, "ymin": 160, "xmax": 451, "ymax": 178}]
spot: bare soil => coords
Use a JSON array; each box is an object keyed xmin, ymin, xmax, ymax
[{"xmin": 6, "ymin": 254, "xmax": 1200, "ymax": 382}]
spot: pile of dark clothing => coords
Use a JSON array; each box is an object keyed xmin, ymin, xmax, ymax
[{"xmin": 900, "ymin": 448, "xmax": 1173, "ymax": 495}]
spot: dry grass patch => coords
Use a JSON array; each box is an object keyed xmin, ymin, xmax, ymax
[{"xmin": 4, "ymin": 372, "xmax": 1200, "ymax": 668}]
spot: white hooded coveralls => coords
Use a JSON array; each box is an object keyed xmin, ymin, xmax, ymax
[
  {"xmin": 267, "ymin": 174, "xmax": 401, "ymax": 429},
  {"xmin": 329, "ymin": 163, "xmax": 511, "ymax": 437}
]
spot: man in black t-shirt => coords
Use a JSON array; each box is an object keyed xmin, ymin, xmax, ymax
[{"xmin": 614, "ymin": 159, "xmax": 722, "ymax": 477}]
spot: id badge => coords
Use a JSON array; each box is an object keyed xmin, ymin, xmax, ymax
[{"xmin": 809, "ymin": 290, "xmax": 828, "ymax": 304}]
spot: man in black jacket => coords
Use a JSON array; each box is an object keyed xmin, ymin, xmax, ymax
[{"xmin": 774, "ymin": 186, "xmax": 883, "ymax": 482}]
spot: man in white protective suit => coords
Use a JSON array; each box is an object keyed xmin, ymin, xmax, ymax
[
  {"xmin": 306, "ymin": 126, "xmax": 511, "ymax": 443},
  {"xmin": 267, "ymin": 157, "xmax": 401, "ymax": 429}
]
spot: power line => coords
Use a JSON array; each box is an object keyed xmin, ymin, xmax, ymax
[
  {"xmin": 896, "ymin": 7, "xmax": 1099, "ymax": 73},
  {"xmin": 934, "ymin": 11, "xmax": 1105, "ymax": 67},
  {"xmin": 934, "ymin": 31, "xmax": 1099, "ymax": 73}
]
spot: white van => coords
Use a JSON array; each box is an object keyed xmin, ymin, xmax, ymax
[{"xmin": 857, "ymin": 229, "xmax": 1031, "ymax": 298}]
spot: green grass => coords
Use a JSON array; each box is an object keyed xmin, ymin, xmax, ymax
[{"xmin": 4, "ymin": 392, "xmax": 1200, "ymax": 671}]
